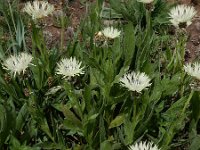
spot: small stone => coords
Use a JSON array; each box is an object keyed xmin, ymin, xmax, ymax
[
  {"xmin": 190, "ymin": 35, "xmax": 200, "ymax": 46},
  {"xmin": 66, "ymin": 27, "xmax": 74, "ymax": 39},
  {"xmin": 195, "ymin": 22, "xmax": 200, "ymax": 31}
]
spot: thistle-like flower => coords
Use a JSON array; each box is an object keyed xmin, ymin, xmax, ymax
[
  {"xmin": 102, "ymin": 27, "xmax": 121, "ymax": 39},
  {"xmin": 3, "ymin": 52, "xmax": 33, "ymax": 77},
  {"xmin": 129, "ymin": 141, "xmax": 160, "ymax": 150},
  {"xmin": 119, "ymin": 71, "xmax": 151, "ymax": 93},
  {"xmin": 56, "ymin": 57, "xmax": 84, "ymax": 78},
  {"xmin": 23, "ymin": 1, "xmax": 55, "ymax": 19},
  {"xmin": 169, "ymin": 5, "xmax": 197, "ymax": 28},
  {"xmin": 184, "ymin": 62, "xmax": 200, "ymax": 80},
  {"xmin": 137, "ymin": 0, "xmax": 154, "ymax": 4}
]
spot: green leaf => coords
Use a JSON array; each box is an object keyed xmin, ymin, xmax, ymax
[
  {"xmin": 28, "ymin": 96, "xmax": 54, "ymax": 141},
  {"xmin": 63, "ymin": 117, "xmax": 82, "ymax": 132},
  {"xmin": 150, "ymin": 81, "xmax": 162, "ymax": 102},
  {"xmin": 0, "ymin": 101, "xmax": 16, "ymax": 147},
  {"xmin": 83, "ymin": 52, "xmax": 106, "ymax": 76},
  {"xmin": 9, "ymin": 136, "xmax": 21, "ymax": 150},
  {"xmin": 123, "ymin": 22, "xmax": 136, "ymax": 67},
  {"xmin": 100, "ymin": 140, "xmax": 112, "ymax": 150},
  {"xmin": 16, "ymin": 103, "xmax": 28, "ymax": 131},
  {"xmin": 161, "ymin": 73, "xmax": 181, "ymax": 97},
  {"xmin": 100, "ymin": 7, "xmax": 123, "ymax": 19},
  {"xmin": 52, "ymin": 103, "xmax": 82, "ymax": 132},
  {"xmin": 9, "ymin": 136, "xmax": 40, "ymax": 150},
  {"xmin": 83, "ymin": 85, "xmax": 92, "ymax": 112},
  {"xmin": 99, "ymin": 115, "xmax": 106, "ymax": 143},
  {"xmin": 35, "ymin": 142, "xmax": 64, "ymax": 149},
  {"xmin": 189, "ymin": 135, "xmax": 200, "ymax": 150},
  {"xmin": 109, "ymin": 114, "xmax": 125, "ymax": 129},
  {"xmin": 88, "ymin": 113, "xmax": 99, "ymax": 121},
  {"xmin": 162, "ymin": 97, "xmax": 187, "ymax": 123},
  {"xmin": 191, "ymin": 92, "xmax": 200, "ymax": 124},
  {"xmin": 124, "ymin": 119, "xmax": 134, "ymax": 145}
]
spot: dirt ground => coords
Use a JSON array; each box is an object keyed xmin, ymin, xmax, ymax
[{"xmin": 185, "ymin": 1, "xmax": 200, "ymax": 62}]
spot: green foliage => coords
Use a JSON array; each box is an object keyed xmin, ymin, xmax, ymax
[
  {"xmin": 0, "ymin": 0, "xmax": 197, "ymax": 149},
  {"xmin": 109, "ymin": 0, "xmax": 170, "ymax": 28}
]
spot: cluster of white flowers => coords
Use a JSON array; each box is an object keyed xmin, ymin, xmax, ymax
[
  {"xmin": 23, "ymin": 0, "xmax": 54, "ymax": 19},
  {"xmin": 3, "ymin": 53, "xmax": 85, "ymax": 79},
  {"xmin": 20, "ymin": 1, "xmax": 197, "ymax": 86},
  {"xmin": 3, "ymin": 52, "xmax": 151, "ymax": 93},
  {"xmin": 120, "ymin": 71, "xmax": 151, "ymax": 93},
  {"xmin": 3, "ymin": 52, "xmax": 33, "ymax": 77},
  {"xmin": 2, "ymin": 54, "xmax": 152, "ymax": 95},
  {"xmin": 129, "ymin": 141, "xmax": 160, "ymax": 150},
  {"xmin": 3, "ymin": 1, "xmax": 198, "ymax": 149},
  {"xmin": 169, "ymin": 5, "xmax": 197, "ymax": 28}
]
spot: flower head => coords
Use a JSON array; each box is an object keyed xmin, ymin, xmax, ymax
[
  {"xmin": 119, "ymin": 71, "xmax": 151, "ymax": 93},
  {"xmin": 3, "ymin": 52, "xmax": 33, "ymax": 77},
  {"xmin": 56, "ymin": 57, "xmax": 84, "ymax": 78},
  {"xmin": 129, "ymin": 141, "xmax": 160, "ymax": 150},
  {"xmin": 169, "ymin": 5, "xmax": 197, "ymax": 28},
  {"xmin": 137, "ymin": 0, "xmax": 154, "ymax": 4},
  {"xmin": 184, "ymin": 62, "xmax": 200, "ymax": 80},
  {"xmin": 23, "ymin": 1, "xmax": 54, "ymax": 19},
  {"xmin": 102, "ymin": 27, "xmax": 121, "ymax": 39}
]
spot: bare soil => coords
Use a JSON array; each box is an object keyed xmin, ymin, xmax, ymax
[{"xmin": 186, "ymin": 2, "xmax": 200, "ymax": 62}]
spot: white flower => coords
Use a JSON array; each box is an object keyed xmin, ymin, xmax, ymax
[
  {"xmin": 3, "ymin": 52, "xmax": 33, "ymax": 77},
  {"xmin": 137, "ymin": 0, "xmax": 154, "ymax": 4},
  {"xmin": 119, "ymin": 71, "xmax": 151, "ymax": 93},
  {"xmin": 129, "ymin": 141, "xmax": 160, "ymax": 150},
  {"xmin": 169, "ymin": 5, "xmax": 197, "ymax": 28},
  {"xmin": 23, "ymin": 1, "xmax": 54, "ymax": 19},
  {"xmin": 56, "ymin": 57, "xmax": 84, "ymax": 78},
  {"xmin": 184, "ymin": 62, "xmax": 200, "ymax": 80},
  {"xmin": 102, "ymin": 27, "xmax": 121, "ymax": 39}
]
